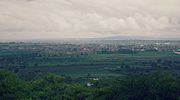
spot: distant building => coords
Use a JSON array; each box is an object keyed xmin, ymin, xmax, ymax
[
  {"xmin": 92, "ymin": 78, "xmax": 99, "ymax": 81},
  {"xmin": 174, "ymin": 49, "xmax": 180, "ymax": 54},
  {"xmin": 174, "ymin": 51, "xmax": 180, "ymax": 55},
  {"xmin": 87, "ymin": 82, "xmax": 93, "ymax": 87}
]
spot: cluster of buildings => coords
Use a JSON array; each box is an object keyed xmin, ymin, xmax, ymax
[{"xmin": 0, "ymin": 41, "xmax": 179, "ymax": 57}]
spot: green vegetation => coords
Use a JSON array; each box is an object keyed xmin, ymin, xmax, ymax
[
  {"xmin": 1, "ymin": 50, "xmax": 180, "ymax": 78},
  {"xmin": 1, "ymin": 70, "xmax": 180, "ymax": 100}
]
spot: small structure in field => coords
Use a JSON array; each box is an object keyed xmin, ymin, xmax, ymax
[
  {"xmin": 174, "ymin": 49, "xmax": 180, "ymax": 54},
  {"xmin": 87, "ymin": 82, "xmax": 94, "ymax": 87}
]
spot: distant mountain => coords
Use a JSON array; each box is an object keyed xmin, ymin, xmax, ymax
[
  {"xmin": 100, "ymin": 35, "xmax": 180, "ymax": 40},
  {"xmin": 101, "ymin": 35, "xmax": 150, "ymax": 40}
]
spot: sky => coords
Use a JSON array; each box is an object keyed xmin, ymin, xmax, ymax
[{"xmin": 0, "ymin": 0, "xmax": 180, "ymax": 40}]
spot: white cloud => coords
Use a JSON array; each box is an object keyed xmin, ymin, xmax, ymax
[{"xmin": 0, "ymin": 0, "xmax": 180, "ymax": 39}]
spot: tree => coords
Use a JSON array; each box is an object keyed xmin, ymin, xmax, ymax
[{"xmin": 0, "ymin": 70, "xmax": 30, "ymax": 100}]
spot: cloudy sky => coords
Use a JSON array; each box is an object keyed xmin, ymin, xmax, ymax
[{"xmin": 0, "ymin": 0, "xmax": 180, "ymax": 40}]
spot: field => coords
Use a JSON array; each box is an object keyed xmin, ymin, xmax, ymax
[{"xmin": 0, "ymin": 41, "xmax": 180, "ymax": 78}]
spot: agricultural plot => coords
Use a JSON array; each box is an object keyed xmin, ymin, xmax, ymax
[{"xmin": 0, "ymin": 41, "xmax": 180, "ymax": 78}]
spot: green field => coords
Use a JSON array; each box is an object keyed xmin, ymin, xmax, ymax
[
  {"xmin": 0, "ymin": 41, "xmax": 180, "ymax": 78},
  {"xmin": 1, "ymin": 50, "xmax": 179, "ymax": 78}
]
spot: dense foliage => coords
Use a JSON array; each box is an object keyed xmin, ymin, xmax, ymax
[{"xmin": 1, "ymin": 70, "xmax": 180, "ymax": 100}]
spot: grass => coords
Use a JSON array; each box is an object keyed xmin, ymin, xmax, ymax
[
  {"xmin": 26, "ymin": 51, "xmax": 180, "ymax": 67},
  {"xmin": 1, "ymin": 50, "xmax": 180, "ymax": 78}
]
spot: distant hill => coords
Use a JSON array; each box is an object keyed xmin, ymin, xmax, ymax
[
  {"xmin": 100, "ymin": 35, "xmax": 180, "ymax": 40},
  {"xmin": 101, "ymin": 35, "xmax": 150, "ymax": 40}
]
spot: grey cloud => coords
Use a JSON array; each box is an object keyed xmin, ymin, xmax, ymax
[{"xmin": 0, "ymin": 0, "xmax": 180, "ymax": 39}]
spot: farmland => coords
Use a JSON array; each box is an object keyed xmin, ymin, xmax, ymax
[{"xmin": 0, "ymin": 40, "xmax": 180, "ymax": 78}]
